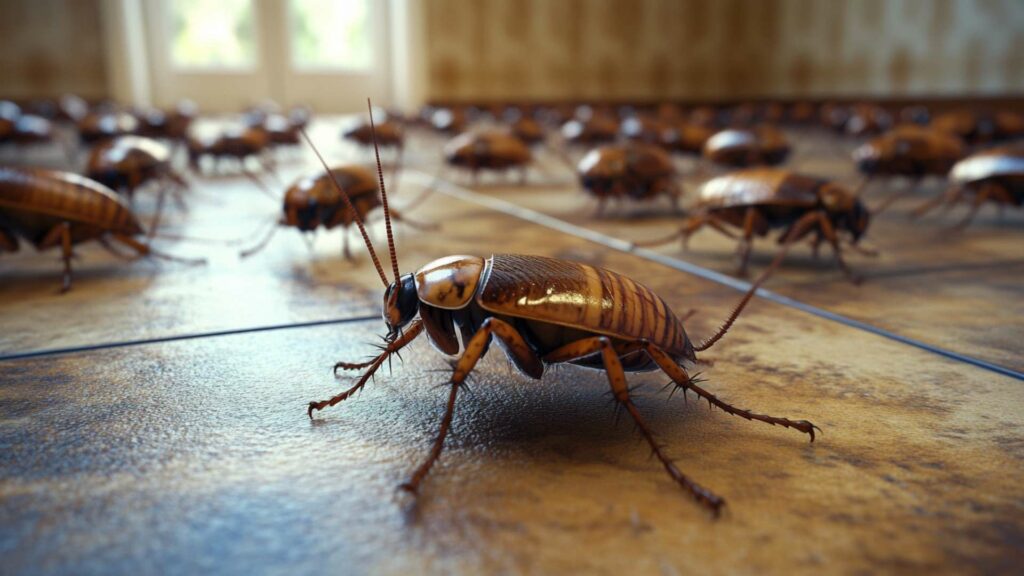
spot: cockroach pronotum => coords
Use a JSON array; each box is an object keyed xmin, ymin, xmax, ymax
[
  {"xmin": 703, "ymin": 125, "xmax": 790, "ymax": 168},
  {"xmin": 302, "ymin": 100, "xmax": 819, "ymax": 516},
  {"xmin": 577, "ymin": 142, "xmax": 680, "ymax": 215},
  {"xmin": 619, "ymin": 115, "xmax": 669, "ymax": 144},
  {"xmin": 853, "ymin": 125, "xmax": 966, "ymax": 211},
  {"xmin": 912, "ymin": 143, "xmax": 1024, "ymax": 228},
  {"xmin": 930, "ymin": 109, "xmax": 1024, "ymax": 145},
  {"xmin": 442, "ymin": 130, "xmax": 532, "ymax": 184},
  {"xmin": 0, "ymin": 167, "xmax": 203, "ymax": 292},
  {"xmin": 635, "ymin": 168, "xmax": 872, "ymax": 283},
  {"xmin": 239, "ymin": 163, "xmax": 432, "ymax": 260}
]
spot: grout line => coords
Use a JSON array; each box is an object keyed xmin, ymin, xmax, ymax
[
  {"xmin": 0, "ymin": 315, "xmax": 380, "ymax": 363},
  {"xmin": 408, "ymin": 170, "xmax": 1024, "ymax": 382}
]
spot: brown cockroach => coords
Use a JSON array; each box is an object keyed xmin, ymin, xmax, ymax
[
  {"xmin": 239, "ymin": 161, "xmax": 431, "ymax": 260},
  {"xmin": 442, "ymin": 130, "xmax": 532, "ymax": 184},
  {"xmin": 930, "ymin": 109, "xmax": 1024, "ymax": 144},
  {"xmin": 577, "ymin": 142, "xmax": 680, "ymax": 215},
  {"xmin": 660, "ymin": 121, "xmax": 715, "ymax": 156},
  {"xmin": 429, "ymin": 107, "xmax": 467, "ymax": 134},
  {"xmin": 636, "ymin": 168, "xmax": 872, "ymax": 283},
  {"xmin": 0, "ymin": 167, "xmax": 203, "ymax": 292},
  {"xmin": 819, "ymin": 103, "xmax": 850, "ymax": 133},
  {"xmin": 344, "ymin": 118, "xmax": 404, "ymax": 150},
  {"xmin": 56, "ymin": 94, "xmax": 89, "ymax": 124},
  {"xmin": 560, "ymin": 114, "xmax": 619, "ymax": 146},
  {"xmin": 703, "ymin": 125, "xmax": 790, "ymax": 168},
  {"xmin": 1, "ymin": 101, "xmax": 21, "ymax": 140},
  {"xmin": 187, "ymin": 126, "xmax": 276, "ymax": 188},
  {"xmin": 786, "ymin": 102, "xmax": 817, "ymax": 125},
  {"xmin": 85, "ymin": 136, "xmax": 190, "ymax": 233},
  {"xmin": 509, "ymin": 115, "xmax": 546, "ymax": 146},
  {"xmin": 620, "ymin": 115, "xmax": 670, "ymax": 144},
  {"xmin": 77, "ymin": 111, "xmax": 139, "ymax": 145},
  {"xmin": 854, "ymin": 125, "xmax": 965, "ymax": 178},
  {"xmin": 262, "ymin": 114, "xmax": 302, "ymax": 147},
  {"xmin": 853, "ymin": 125, "xmax": 967, "ymax": 213},
  {"xmin": 843, "ymin": 104, "xmax": 893, "ymax": 137},
  {"xmin": 6, "ymin": 114, "xmax": 56, "ymax": 146},
  {"xmin": 912, "ymin": 143, "xmax": 1024, "ymax": 228},
  {"xmin": 303, "ymin": 100, "xmax": 819, "ymax": 516},
  {"xmin": 135, "ymin": 100, "xmax": 197, "ymax": 142}
]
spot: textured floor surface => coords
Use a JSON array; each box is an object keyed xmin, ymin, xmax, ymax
[{"xmin": 1, "ymin": 119, "xmax": 1023, "ymax": 575}]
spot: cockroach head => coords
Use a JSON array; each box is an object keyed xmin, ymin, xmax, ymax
[{"xmin": 383, "ymin": 273, "xmax": 418, "ymax": 340}]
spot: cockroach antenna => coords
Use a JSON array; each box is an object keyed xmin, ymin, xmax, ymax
[
  {"xmin": 300, "ymin": 128, "xmax": 390, "ymax": 288},
  {"xmin": 367, "ymin": 98, "xmax": 400, "ymax": 281}
]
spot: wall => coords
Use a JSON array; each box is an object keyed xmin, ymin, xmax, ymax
[
  {"xmin": 424, "ymin": 0, "xmax": 1024, "ymax": 102},
  {"xmin": 0, "ymin": 0, "xmax": 109, "ymax": 100}
]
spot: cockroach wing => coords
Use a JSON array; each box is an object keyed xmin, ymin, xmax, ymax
[{"xmin": 476, "ymin": 254, "xmax": 691, "ymax": 357}]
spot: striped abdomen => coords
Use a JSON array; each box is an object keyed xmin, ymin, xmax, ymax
[
  {"xmin": 476, "ymin": 254, "xmax": 693, "ymax": 359},
  {"xmin": 0, "ymin": 167, "xmax": 142, "ymax": 243}
]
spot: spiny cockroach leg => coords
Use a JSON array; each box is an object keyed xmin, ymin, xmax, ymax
[
  {"xmin": 311, "ymin": 321, "xmax": 425, "ymax": 417},
  {"xmin": 644, "ymin": 343, "xmax": 820, "ymax": 441}
]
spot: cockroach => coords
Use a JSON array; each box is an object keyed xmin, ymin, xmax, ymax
[
  {"xmin": 287, "ymin": 104, "xmax": 312, "ymax": 131},
  {"xmin": 344, "ymin": 119, "xmax": 404, "ymax": 150},
  {"xmin": 853, "ymin": 125, "xmax": 967, "ymax": 212},
  {"xmin": 262, "ymin": 114, "xmax": 302, "ymax": 147},
  {"xmin": 560, "ymin": 114, "xmax": 619, "ymax": 146},
  {"xmin": 900, "ymin": 105, "xmax": 931, "ymax": 126},
  {"xmin": 635, "ymin": 168, "xmax": 872, "ymax": 283},
  {"xmin": 660, "ymin": 121, "xmax": 715, "ymax": 156},
  {"xmin": 7, "ymin": 115, "xmax": 56, "ymax": 146},
  {"xmin": 77, "ymin": 111, "xmax": 139, "ymax": 145},
  {"xmin": 135, "ymin": 100, "xmax": 196, "ymax": 142},
  {"xmin": 0, "ymin": 167, "xmax": 203, "ymax": 292},
  {"xmin": 85, "ymin": 136, "xmax": 190, "ymax": 233},
  {"xmin": 187, "ymin": 126, "xmax": 276, "ymax": 188},
  {"xmin": 239, "ymin": 162, "xmax": 431, "ymax": 260},
  {"xmin": 786, "ymin": 102, "xmax": 817, "ymax": 125},
  {"xmin": 843, "ymin": 104, "xmax": 893, "ymax": 137},
  {"xmin": 819, "ymin": 103, "xmax": 850, "ymax": 133},
  {"xmin": 56, "ymin": 94, "xmax": 89, "ymax": 124},
  {"xmin": 442, "ymin": 130, "xmax": 532, "ymax": 184},
  {"xmin": 930, "ymin": 109, "xmax": 1024, "ymax": 144},
  {"xmin": 577, "ymin": 142, "xmax": 680, "ymax": 214},
  {"xmin": 509, "ymin": 115, "xmax": 546, "ymax": 146},
  {"xmin": 429, "ymin": 108, "xmax": 466, "ymax": 134},
  {"xmin": 620, "ymin": 115, "xmax": 669, "ymax": 144},
  {"xmin": 304, "ymin": 100, "xmax": 819, "ymax": 515},
  {"xmin": 912, "ymin": 143, "xmax": 1024, "ymax": 228},
  {"xmin": 703, "ymin": 125, "xmax": 790, "ymax": 168},
  {"xmin": 1, "ymin": 100, "xmax": 21, "ymax": 140}
]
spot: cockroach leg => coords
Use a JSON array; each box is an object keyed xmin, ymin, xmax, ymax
[
  {"xmin": 399, "ymin": 380, "xmax": 460, "ymax": 495},
  {"xmin": 308, "ymin": 321, "xmax": 425, "ymax": 417},
  {"xmin": 0, "ymin": 225, "xmax": 19, "ymax": 253},
  {"xmin": 544, "ymin": 336, "xmax": 725, "ymax": 515},
  {"xmin": 399, "ymin": 318, "xmax": 543, "ymax": 494},
  {"xmin": 643, "ymin": 342, "xmax": 820, "ymax": 442},
  {"xmin": 816, "ymin": 213, "xmax": 861, "ymax": 283},
  {"xmin": 38, "ymin": 221, "xmax": 74, "ymax": 292}
]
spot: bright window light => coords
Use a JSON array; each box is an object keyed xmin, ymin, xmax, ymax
[
  {"xmin": 290, "ymin": 0, "xmax": 373, "ymax": 70},
  {"xmin": 170, "ymin": 0, "xmax": 257, "ymax": 69}
]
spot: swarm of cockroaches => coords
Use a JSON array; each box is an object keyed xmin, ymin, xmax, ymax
[{"xmin": 300, "ymin": 100, "xmax": 822, "ymax": 516}]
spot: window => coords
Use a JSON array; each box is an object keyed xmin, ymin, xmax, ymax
[
  {"xmin": 170, "ymin": 0, "xmax": 256, "ymax": 69},
  {"xmin": 289, "ymin": 0, "xmax": 373, "ymax": 70}
]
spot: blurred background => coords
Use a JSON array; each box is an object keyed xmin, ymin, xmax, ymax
[{"xmin": 1, "ymin": 0, "xmax": 1022, "ymax": 113}]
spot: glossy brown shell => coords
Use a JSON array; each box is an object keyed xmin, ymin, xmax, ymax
[
  {"xmin": 443, "ymin": 131, "xmax": 531, "ymax": 168},
  {"xmin": 703, "ymin": 125, "xmax": 790, "ymax": 166},
  {"xmin": 0, "ymin": 167, "xmax": 142, "ymax": 237},
  {"xmin": 660, "ymin": 122, "xmax": 714, "ymax": 154},
  {"xmin": 87, "ymin": 136, "xmax": 170, "ymax": 174},
  {"xmin": 282, "ymin": 165, "xmax": 379, "ymax": 230},
  {"xmin": 510, "ymin": 117, "xmax": 545, "ymax": 144},
  {"xmin": 476, "ymin": 254, "xmax": 691, "ymax": 356},
  {"xmin": 698, "ymin": 168, "xmax": 824, "ymax": 209},
  {"xmin": 344, "ymin": 121, "xmax": 403, "ymax": 147},
  {"xmin": 577, "ymin": 144, "xmax": 674, "ymax": 181},
  {"xmin": 950, "ymin": 144, "xmax": 1024, "ymax": 185},
  {"xmin": 415, "ymin": 255, "xmax": 485, "ymax": 310},
  {"xmin": 560, "ymin": 116, "xmax": 619, "ymax": 145},
  {"xmin": 853, "ymin": 125, "xmax": 965, "ymax": 175}
]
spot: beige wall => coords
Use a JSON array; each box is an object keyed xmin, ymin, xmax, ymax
[
  {"xmin": 0, "ymin": 0, "xmax": 109, "ymax": 100},
  {"xmin": 424, "ymin": 0, "xmax": 1024, "ymax": 102}
]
